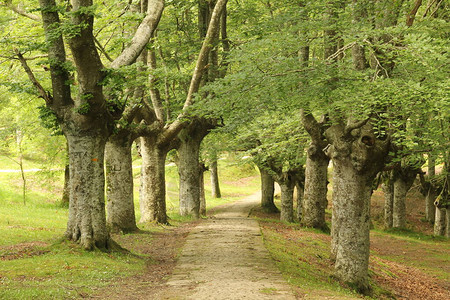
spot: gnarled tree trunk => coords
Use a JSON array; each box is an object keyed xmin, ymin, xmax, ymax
[
  {"xmin": 382, "ymin": 171, "xmax": 394, "ymax": 229},
  {"xmin": 434, "ymin": 206, "xmax": 446, "ymax": 236},
  {"xmin": 393, "ymin": 169, "xmax": 417, "ymax": 228},
  {"xmin": 325, "ymin": 123, "xmax": 389, "ymax": 293},
  {"xmin": 296, "ymin": 181, "xmax": 304, "ymax": 222},
  {"xmin": 61, "ymin": 164, "xmax": 70, "ymax": 206},
  {"xmin": 65, "ymin": 133, "xmax": 110, "ymax": 250},
  {"xmin": 178, "ymin": 137, "xmax": 201, "ymax": 218},
  {"xmin": 426, "ymin": 156, "xmax": 436, "ymax": 222},
  {"xmin": 302, "ymin": 146, "xmax": 329, "ymax": 230},
  {"xmin": 139, "ymin": 136, "xmax": 169, "ymax": 224},
  {"xmin": 257, "ymin": 165, "xmax": 278, "ymax": 213},
  {"xmin": 178, "ymin": 119, "xmax": 213, "ymax": 218},
  {"xmin": 278, "ymin": 174, "xmax": 295, "ymax": 223},
  {"xmin": 210, "ymin": 158, "xmax": 221, "ymax": 198},
  {"xmin": 105, "ymin": 131, "xmax": 138, "ymax": 233},
  {"xmin": 200, "ymin": 164, "xmax": 207, "ymax": 216},
  {"xmin": 300, "ymin": 111, "xmax": 330, "ymax": 230}
]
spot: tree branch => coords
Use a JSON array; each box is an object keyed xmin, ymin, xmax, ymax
[
  {"xmin": 162, "ymin": 0, "xmax": 228, "ymax": 145},
  {"xmin": 2, "ymin": 0, "xmax": 40, "ymax": 21},
  {"xmin": 300, "ymin": 109, "xmax": 321, "ymax": 141},
  {"xmin": 406, "ymin": 0, "xmax": 422, "ymax": 27},
  {"xmin": 14, "ymin": 49, "xmax": 52, "ymax": 105},
  {"xmin": 39, "ymin": 0, "xmax": 72, "ymax": 107},
  {"xmin": 344, "ymin": 117, "xmax": 371, "ymax": 135},
  {"xmin": 110, "ymin": 0, "xmax": 164, "ymax": 69},
  {"xmin": 148, "ymin": 35, "xmax": 165, "ymax": 123}
]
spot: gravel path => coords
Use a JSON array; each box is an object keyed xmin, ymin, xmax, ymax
[{"xmin": 158, "ymin": 193, "xmax": 297, "ymax": 299}]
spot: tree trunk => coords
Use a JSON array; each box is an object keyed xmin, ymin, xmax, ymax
[
  {"xmin": 65, "ymin": 133, "xmax": 110, "ymax": 251},
  {"xmin": 325, "ymin": 123, "xmax": 389, "ymax": 294},
  {"xmin": 178, "ymin": 134, "xmax": 202, "ymax": 219},
  {"xmin": 139, "ymin": 136, "xmax": 168, "ymax": 224},
  {"xmin": 426, "ymin": 188, "xmax": 437, "ymax": 223},
  {"xmin": 279, "ymin": 177, "xmax": 295, "ymax": 223},
  {"xmin": 393, "ymin": 170, "xmax": 417, "ymax": 228},
  {"xmin": 61, "ymin": 164, "xmax": 70, "ymax": 206},
  {"xmin": 258, "ymin": 166, "xmax": 278, "ymax": 213},
  {"xmin": 296, "ymin": 182, "xmax": 304, "ymax": 222},
  {"xmin": 382, "ymin": 179, "xmax": 394, "ymax": 229},
  {"xmin": 177, "ymin": 119, "xmax": 212, "ymax": 218},
  {"xmin": 434, "ymin": 207, "xmax": 446, "ymax": 236},
  {"xmin": 200, "ymin": 167, "xmax": 206, "ymax": 216},
  {"xmin": 302, "ymin": 147, "xmax": 329, "ymax": 230},
  {"xmin": 210, "ymin": 158, "xmax": 221, "ymax": 198},
  {"xmin": 446, "ymin": 207, "xmax": 450, "ymax": 238},
  {"xmin": 426, "ymin": 155, "xmax": 436, "ymax": 222},
  {"xmin": 105, "ymin": 132, "xmax": 138, "ymax": 233},
  {"xmin": 331, "ymin": 161, "xmax": 372, "ymax": 293}
]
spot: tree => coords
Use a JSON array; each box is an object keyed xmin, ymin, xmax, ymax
[
  {"xmin": 10, "ymin": 0, "xmax": 164, "ymax": 250},
  {"xmin": 138, "ymin": 0, "xmax": 228, "ymax": 224}
]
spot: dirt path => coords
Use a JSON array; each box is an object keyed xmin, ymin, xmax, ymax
[{"xmin": 154, "ymin": 193, "xmax": 297, "ymax": 299}]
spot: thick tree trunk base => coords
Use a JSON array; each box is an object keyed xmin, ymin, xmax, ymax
[
  {"xmin": 139, "ymin": 136, "xmax": 169, "ymax": 225},
  {"xmin": 65, "ymin": 134, "xmax": 111, "ymax": 251},
  {"xmin": 105, "ymin": 134, "xmax": 138, "ymax": 234},
  {"xmin": 331, "ymin": 162, "xmax": 372, "ymax": 294},
  {"xmin": 280, "ymin": 181, "xmax": 295, "ymax": 223},
  {"xmin": 259, "ymin": 166, "xmax": 278, "ymax": 213},
  {"xmin": 302, "ymin": 153, "xmax": 329, "ymax": 231},
  {"xmin": 434, "ymin": 207, "xmax": 446, "ymax": 236}
]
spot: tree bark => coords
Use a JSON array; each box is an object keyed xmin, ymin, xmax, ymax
[
  {"xmin": 382, "ymin": 177, "xmax": 394, "ymax": 229},
  {"xmin": 178, "ymin": 136, "xmax": 201, "ymax": 219},
  {"xmin": 330, "ymin": 160, "xmax": 373, "ymax": 292},
  {"xmin": 210, "ymin": 158, "xmax": 221, "ymax": 198},
  {"xmin": 434, "ymin": 207, "xmax": 446, "ymax": 236},
  {"xmin": 178, "ymin": 120, "xmax": 213, "ymax": 218},
  {"xmin": 139, "ymin": 136, "xmax": 169, "ymax": 224},
  {"xmin": 301, "ymin": 111, "xmax": 330, "ymax": 230},
  {"xmin": 296, "ymin": 182, "xmax": 304, "ymax": 222},
  {"xmin": 65, "ymin": 133, "xmax": 110, "ymax": 250},
  {"xmin": 325, "ymin": 123, "xmax": 389, "ymax": 293},
  {"xmin": 257, "ymin": 165, "xmax": 278, "ymax": 213},
  {"xmin": 200, "ymin": 165, "xmax": 206, "ymax": 216},
  {"xmin": 302, "ymin": 146, "xmax": 329, "ymax": 230},
  {"xmin": 446, "ymin": 207, "xmax": 450, "ymax": 238},
  {"xmin": 426, "ymin": 155, "xmax": 436, "ymax": 222},
  {"xmin": 393, "ymin": 170, "xmax": 416, "ymax": 228},
  {"xmin": 61, "ymin": 164, "xmax": 70, "ymax": 206},
  {"xmin": 105, "ymin": 132, "xmax": 138, "ymax": 233},
  {"xmin": 279, "ymin": 178, "xmax": 295, "ymax": 223}
]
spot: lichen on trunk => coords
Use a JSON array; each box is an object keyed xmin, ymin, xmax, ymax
[
  {"xmin": 325, "ymin": 122, "xmax": 390, "ymax": 293},
  {"xmin": 302, "ymin": 146, "xmax": 329, "ymax": 230},
  {"xmin": 139, "ymin": 135, "xmax": 169, "ymax": 224},
  {"xmin": 277, "ymin": 174, "xmax": 295, "ymax": 223},
  {"xmin": 105, "ymin": 132, "xmax": 138, "ymax": 233},
  {"xmin": 257, "ymin": 165, "xmax": 278, "ymax": 213},
  {"xmin": 178, "ymin": 136, "xmax": 201, "ymax": 218},
  {"xmin": 65, "ymin": 133, "xmax": 110, "ymax": 251}
]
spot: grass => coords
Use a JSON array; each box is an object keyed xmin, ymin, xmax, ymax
[
  {"xmin": 252, "ymin": 205, "xmax": 450, "ymax": 299},
  {"xmin": 0, "ymin": 154, "xmax": 260, "ymax": 299},
  {"xmin": 257, "ymin": 218, "xmax": 362, "ymax": 299}
]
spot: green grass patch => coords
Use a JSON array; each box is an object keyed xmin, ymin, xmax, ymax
[
  {"xmin": 0, "ymin": 241, "xmax": 145, "ymax": 300},
  {"xmin": 0, "ymin": 155, "xmax": 260, "ymax": 299}
]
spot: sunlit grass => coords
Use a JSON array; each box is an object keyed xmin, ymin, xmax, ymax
[{"xmin": 0, "ymin": 154, "xmax": 260, "ymax": 299}]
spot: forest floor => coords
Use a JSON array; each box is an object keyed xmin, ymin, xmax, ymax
[
  {"xmin": 94, "ymin": 193, "xmax": 298, "ymax": 299},
  {"xmin": 91, "ymin": 187, "xmax": 449, "ymax": 300}
]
